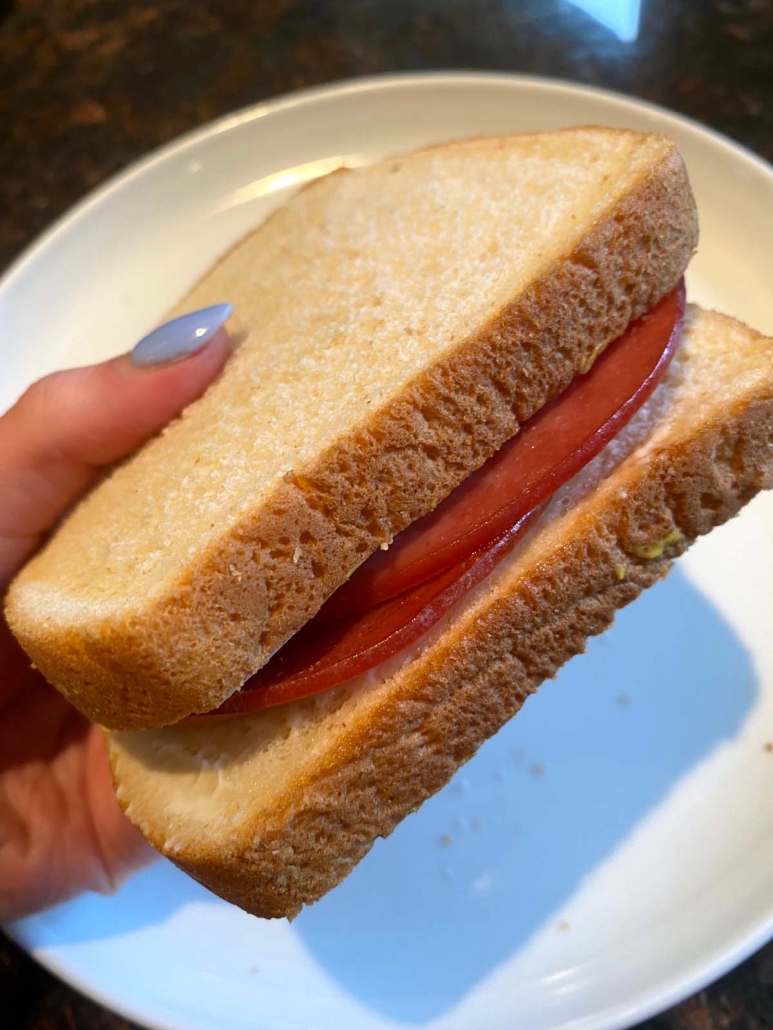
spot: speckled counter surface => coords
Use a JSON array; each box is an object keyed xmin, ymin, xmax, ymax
[{"xmin": 1, "ymin": 0, "xmax": 772, "ymax": 1027}]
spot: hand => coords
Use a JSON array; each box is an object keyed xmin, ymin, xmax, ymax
[{"xmin": 0, "ymin": 307, "xmax": 232, "ymax": 922}]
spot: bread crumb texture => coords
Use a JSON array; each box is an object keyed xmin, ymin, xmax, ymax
[
  {"xmin": 109, "ymin": 307, "xmax": 773, "ymax": 918},
  {"xmin": 7, "ymin": 128, "xmax": 697, "ymax": 729}
]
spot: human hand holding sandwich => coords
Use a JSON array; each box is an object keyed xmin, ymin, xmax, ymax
[
  {"xmin": 3, "ymin": 132, "xmax": 773, "ymax": 922},
  {"xmin": 0, "ymin": 305, "xmax": 232, "ymax": 921}
]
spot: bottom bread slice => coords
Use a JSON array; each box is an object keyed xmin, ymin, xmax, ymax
[{"xmin": 109, "ymin": 306, "xmax": 773, "ymax": 918}]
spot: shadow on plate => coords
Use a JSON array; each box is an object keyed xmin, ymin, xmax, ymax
[{"xmin": 293, "ymin": 569, "xmax": 757, "ymax": 1022}]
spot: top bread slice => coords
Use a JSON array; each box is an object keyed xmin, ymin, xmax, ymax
[
  {"xmin": 108, "ymin": 306, "xmax": 773, "ymax": 918},
  {"xmin": 5, "ymin": 128, "xmax": 697, "ymax": 731}
]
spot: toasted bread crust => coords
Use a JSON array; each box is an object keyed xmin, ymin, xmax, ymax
[
  {"xmin": 8, "ymin": 132, "xmax": 697, "ymax": 730},
  {"xmin": 109, "ymin": 310, "xmax": 773, "ymax": 917}
]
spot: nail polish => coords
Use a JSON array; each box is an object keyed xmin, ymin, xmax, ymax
[{"xmin": 130, "ymin": 303, "xmax": 233, "ymax": 367}]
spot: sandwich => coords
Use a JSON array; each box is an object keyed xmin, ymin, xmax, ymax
[{"xmin": 6, "ymin": 129, "xmax": 773, "ymax": 919}]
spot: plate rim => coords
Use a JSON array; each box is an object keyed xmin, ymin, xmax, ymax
[
  {"xmin": 4, "ymin": 70, "xmax": 773, "ymax": 1030},
  {"xmin": 2, "ymin": 69, "xmax": 773, "ymax": 298},
  {"xmin": 16, "ymin": 897, "xmax": 773, "ymax": 1030}
]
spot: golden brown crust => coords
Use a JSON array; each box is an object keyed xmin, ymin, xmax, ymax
[
  {"xmin": 109, "ymin": 310, "xmax": 773, "ymax": 918},
  {"xmin": 7, "ymin": 133, "xmax": 697, "ymax": 730}
]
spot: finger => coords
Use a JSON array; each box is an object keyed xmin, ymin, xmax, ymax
[
  {"xmin": 0, "ymin": 305, "xmax": 232, "ymax": 585},
  {"xmin": 84, "ymin": 727, "xmax": 158, "ymax": 893},
  {"xmin": 0, "ymin": 622, "xmax": 36, "ymax": 710},
  {"xmin": 0, "ymin": 694, "xmax": 156, "ymax": 920}
]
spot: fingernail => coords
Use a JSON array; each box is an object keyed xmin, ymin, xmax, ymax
[{"xmin": 130, "ymin": 303, "xmax": 233, "ymax": 367}]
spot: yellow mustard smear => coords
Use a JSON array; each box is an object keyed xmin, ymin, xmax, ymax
[
  {"xmin": 631, "ymin": 528, "xmax": 683, "ymax": 561},
  {"xmin": 579, "ymin": 341, "xmax": 607, "ymax": 374}
]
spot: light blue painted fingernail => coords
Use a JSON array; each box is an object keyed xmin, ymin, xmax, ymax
[{"xmin": 130, "ymin": 303, "xmax": 233, "ymax": 367}]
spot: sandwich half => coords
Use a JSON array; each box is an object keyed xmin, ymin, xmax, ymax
[{"xmin": 9, "ymin": 128, "xmax": 772, "ymax": 920}]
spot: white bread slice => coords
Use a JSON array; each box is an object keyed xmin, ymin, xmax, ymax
[
  {"xmin": 109, "ymin": 306, "xmax": 773, "ymax": 919},
  {"xmin": 5, "ymin": 129, "xmax": 696, "ymax": 731}
]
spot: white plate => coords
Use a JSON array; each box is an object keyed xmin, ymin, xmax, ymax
[{"xmin": 4, "ymin": 73, "xmax": 773, "ymax": 1030}]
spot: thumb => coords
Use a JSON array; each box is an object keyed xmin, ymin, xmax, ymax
[{"xmin": 0, "ymin": 304, "xmax": 232, "ymax": 585}]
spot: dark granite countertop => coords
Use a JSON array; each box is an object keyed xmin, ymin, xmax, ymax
[{"xmin": 1, "ymin": 0, "xmax": 772, "ymax": 1027}]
